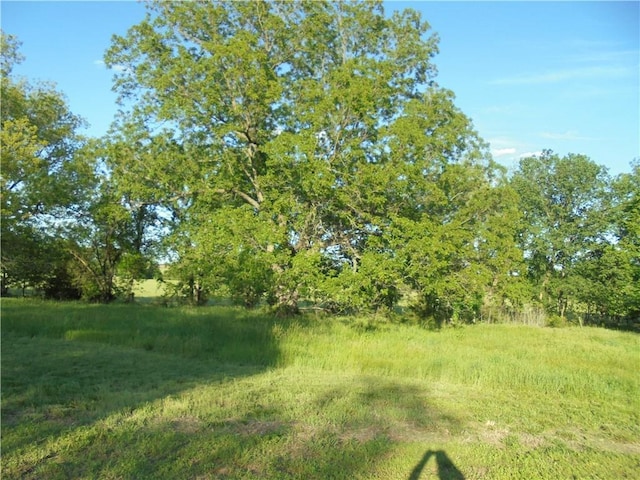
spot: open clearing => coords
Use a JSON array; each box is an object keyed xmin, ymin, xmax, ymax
[{"xmin": 2, "ymin": 299, "xmax": 639, "ymax": 479}]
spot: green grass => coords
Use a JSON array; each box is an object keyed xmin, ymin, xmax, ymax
[
  {"xmin": 131, "ymin": 278, "xmax": 171, "ymax": 302},
  {"xmin": 2, "ymin": 298, "xmax": 639, "ymax": 479}
]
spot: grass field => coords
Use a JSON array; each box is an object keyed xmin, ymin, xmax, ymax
[{"xmin": 2, "ymin": 298, "xmax": 639, "ymax": 479}]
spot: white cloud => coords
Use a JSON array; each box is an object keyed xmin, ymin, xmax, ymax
[
  {"xmin": 492, "ymin": 147, "xmax": 516, "ymax": 157},
  {"xmin": 483, "ymin": 104, "xmax": 522, "ymax": 115},
  {"xmin": 540, "ymin": 130, "xmax": 596, "ymax": 141},
  {"xmin": 490, "ymin": 66, "xmax": 630, "ymax": 85},
  {"xmin": 570, "ymin": 49, "xmax": 639, "ymax": 64},
  {"xmin": 93, "ymin": 59, "xmax": 129, "ymax": 73},
  {"xmin": 488, "ymin": 136, "xmax": 520, "ymax": 148},
  {"xmin": 518, "ymin": 151, "xmax": 543, "ymax": 159}
]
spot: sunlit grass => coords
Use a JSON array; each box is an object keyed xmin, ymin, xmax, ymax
[{"xmin": 2, "ymin": 299, "xmax": 639, "ymax": 479}]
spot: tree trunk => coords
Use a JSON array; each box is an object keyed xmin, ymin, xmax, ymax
[
  {"xmin": 0, "ymin": 272, "xmax": 8, "ymax": 296},
  {"xmin": 539, "ymin": 273, "xmax": 549, "ymax": 302},
  {"xmin": 558, "ymin": 293, "xmax": 567, "ymax": 319},
  {"xmin": 272, "ymin": 284, "xmax": 299, "ymax": 316}
]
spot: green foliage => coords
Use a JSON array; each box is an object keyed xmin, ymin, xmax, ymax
[
  {"xmin": 575, "ymin": 245, "xmax": 636, "ymax": 318},
  {"xmin": 545, "ymin": 314, "xmax": 567, "ymax": 328},
  {"xmin": 48, "ymin": 138, "xmax": 161, "ymax": 303},
  {"xmin": 0, "ymin": 33, "xmax": 162, "ymax": 302},
  {"xmin": 386, "ymin": 161, "xmax": 526, "ymax": 324},
  {"xmin": 511, "ymin": 150, "xmax": 613, "ymax": 319},
  {"xmin": 104, "ymin": 1, "xmax": 493, "ymax": 314},
  {"xmin": 328, "ymin": 257, "xmax": 400, "ymax": 314},
  {"xmin": 0, "ymin": 31, "xmax": 86, "ymax": 225},
  {"xmin": 0, "ymin": 31, "xmax": 89, "ymax": 297},
  {"xmin": 606, "ymin": 161, "xmax": 640, "ymax": 317},
  {"xmin": 1, "ymin": 11, "xmax": 636, "ymax": 323},
  {"xmin": 0, "ymin": 225, "xmax": 81, "ymax": 299}
]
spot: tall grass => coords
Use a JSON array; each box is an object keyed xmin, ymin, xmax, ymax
[
  {"xmin": 3, "ymin": 298, "xmax": 638, "ymax": 414},
  {"xmin": 2, "ymin": 298, "xmax": 639, "ymax": 479},
  {"xmin": 277, "ymin": 319, "xmax": 638, "ymax": 402},
  {"xmin": 1, "ymin": 299, "xmax": 280, "ymax": 365}
]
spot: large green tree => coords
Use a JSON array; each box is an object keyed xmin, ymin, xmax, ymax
[
  {"xmin": 0, "ymin": 31, "xmax": 87, "ymax": 294},
  {"xmin": 511, "ymin": 150, "xmax": 611, "ymax": 318},
  {"xmin": 54, "ymin": 138, "xmax": 161, "ymax": 302},
  {"xmin": 105, "ymin": 0, "xmax": 515, "ymax": 314},
  {"xmin": 574, "ymin": 161, "xmax": 640, "ymax": 321},
  {"xmin": 612, "ymin": 161, "xmax": 640, "ymax": 318}
]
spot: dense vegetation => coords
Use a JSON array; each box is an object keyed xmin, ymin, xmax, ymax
[
  {"xmin": 2, "ymin": 300, "xmax": 639, "ymax": 479},
  {"xmin": 1, "ymin": 1, "xmax": 638, "ymax": 326}
]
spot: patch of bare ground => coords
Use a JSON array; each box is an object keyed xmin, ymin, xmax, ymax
[
  {"xmin": 333, "ymin": 417, "xmax": 456, "ymax": 444},
  {"xmin": 463, "ymin": 421, "xmax": 638, "ymax": 455},
  {"xmin": 169, "ymin": 415, "xmax": 204, "ymax": 434},
  {"xmin": 339, "ymin": 425, "xmax": 385, "ymax": 442},
  {"xmin": 387, "ymin": 422, "xmax": 456, "ymax": 443},
  {"xmin": 197, "ymin": 467, "xmax": 233, "ymax": 479},
  {"xmin": 222, "ymin": 418, "xmax": 290, "ymax": 437},
  {"xmin": 554, "ymin": 428, "xmax": 640, "ymax": 455},
  {"xmin": 518, "ymin": 432, "xmax": 546, "ymax": 450},
  {"xmin": 463, "ymin": 420, "xmax": 512, "ymax": 448},
  {"xmin": 461, "ymin": 420, "xmax": 548, "ymax": 451}
]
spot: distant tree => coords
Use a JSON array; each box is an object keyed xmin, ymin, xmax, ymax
[
  {"xmin": 612, "ymin": 160, "xmax": 640, "ymax": 317},
  {"xmin": 511, "ymin": 151, "xmax": 610, "ymax": 318},
  {"xmin": 1, "ymin": 224, "xmax": 51, "ymax": 295},
  {"xmin": 574, "ymin": 161, "xmax": 640, "ymax": 320},
  {"xmin": 58, "ymin": 139, "xmax": 160, "ymax": 302},
  {"xmin": 388, "ymin": 157, "xmax": 525, "ymax": 324}
]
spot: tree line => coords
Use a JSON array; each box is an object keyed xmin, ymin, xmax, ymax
[{"xmin": 1, "ymin": 1, "xmax": 638, "ymax": 326}]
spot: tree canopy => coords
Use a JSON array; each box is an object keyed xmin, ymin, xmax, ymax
[
  {"xmin": 1, "ymin": 3, "xmax": 637, "ymax": 327},
  {"xmin": 1, "ymin": 31, "xmax": 87, "ymax": 296},
  {"xmin": 102, "ymin": 0, "xmax": 515, "ymax": 316}
]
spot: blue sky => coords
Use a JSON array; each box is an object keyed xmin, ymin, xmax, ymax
[{"xmin": 2, "ymin": 1, "xmax": 638, "ymax": 176}]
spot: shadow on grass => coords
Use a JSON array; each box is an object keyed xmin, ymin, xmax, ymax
[
  {"xmin": 0, "ymin": 334, "xmax": 262, "ymax": 452},
  {"xmin": 2, "ymin": 300, "xmax": 465, "ymax": 479},
  {"xmin": 276, "ymin": 377, "xmax": 463, "ymax": 479},
  {"xmin": 409, "ymin": 450, "xmax": 465, "ymax": 480},
  {"xmin": 1, "ymin": 301, "xmax": 282, "ymax": 478}
]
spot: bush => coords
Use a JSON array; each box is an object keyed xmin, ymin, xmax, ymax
[
  {"xmin": 546, "ymin": 314, "xmax": 567, "ymax": 328},
  {"xmin": 42, "ymin": 265, "xmax": 82, "ymax": 301}
]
